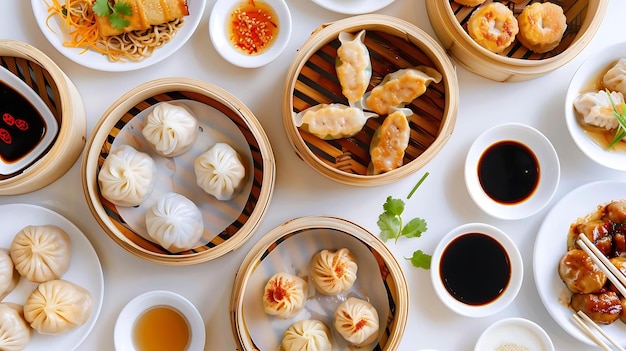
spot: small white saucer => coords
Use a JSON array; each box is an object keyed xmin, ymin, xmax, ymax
[{"xmin": 475, "ymin": 318, "xmax": 554, "ymax": 351}]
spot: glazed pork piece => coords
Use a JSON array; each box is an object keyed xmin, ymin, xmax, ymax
[
  {"xmin": 558, "ymin": 249, "xmax": 607, "ymax": 294},
  {"xmin": 570, "ymin": 291, "xmax": 622, "ymax": 325}
]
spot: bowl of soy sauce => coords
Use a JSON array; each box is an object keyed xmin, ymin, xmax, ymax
[
  {"xmin": 430, "ymin": 223, "xmax": 523, "ymax": 318},
  {"xmin": 464, "ymin": 123, "xmax": 560, "ymax": 220}
]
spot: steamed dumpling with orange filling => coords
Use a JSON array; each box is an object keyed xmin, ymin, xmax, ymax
[
  {"xmin": 334, "ymin": 297, "xmax": 379, "ymax": 347},
  {"xmin": 262, "ymin": 272, "xmax": 307, "ymax": 319},
  {"xmin": 142, "ymin": 102, "xmax": 199, "ymax": 157},
  {"xmin": 336, "ymin": 29, "xmax": 372, "ymax": 103},
  {"xmin": 368, "ymin": 110, "xmax": 411, "ymax": 175},
  {"xmin": 360, "ymin": 66, "xmax": 442, "ymax": 115},
  {"xmin": 293, "ymin": 103, "xmax": 377, "ymax": 140},
  {"xmin": 310, "ymin": 248, "xmax": 358, "ymax": 295},
  {"xmin": 10, "ymin": 225, "xmax": 71, "ymax": 283}
]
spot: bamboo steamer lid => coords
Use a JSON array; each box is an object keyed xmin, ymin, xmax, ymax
[
  {"xmin": 283, "ymin": 14, "xmax": 458, "ymax": 186},
  {"xmin": 0, "ymin": 40, "xmax": 86, "ymax": 194},
  {"xmin": 426, "ymin": 0, "xmax": 608, "ymax": 82},
  {"xmin": 230, "ymin": 216, "xmax": 409, "ymax": 351},
  {"xmin": 82, "ymin": 78, "xmax": 275, "ymax": 265}
]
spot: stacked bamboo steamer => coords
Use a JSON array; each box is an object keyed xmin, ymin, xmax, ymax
[
  {"xmin": 426, "ymin": 0, "xmax": 608, "ymax": 82},
  {"xmin": 0, "ymin": 40, "xmax": 86, "ymax": 194},
  {"xmin": 283, "ymin": 14, "xmax": 459, "ymax": 186},
  {"xmin": 82, "ymin": 78, "xmax": 275, "ymax": 265},
  {"xmin": 231, "ymin": 216, "xmax": 409, "ymax": 351}
]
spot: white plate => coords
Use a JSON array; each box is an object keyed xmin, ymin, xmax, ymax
[
  {"xmin": 30, "ymin": 0, "xmax": 206, "ymax": 72},
  {"xmin": 1, "ymin": 203, "xmax": 104, "ymax": 351},
  {"xmin": 309, "ymin": 0, "xmax": 395, "ymax": 14},
  {"xmin": 533, "ymin": 180, "xmax": 626, "ymax": 346},
  {"xmin": 475, "ymin": 318, "xmax": 554, "ymax": 351}
]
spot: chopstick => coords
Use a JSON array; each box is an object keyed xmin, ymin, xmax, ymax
[
  {"xmin": 576, "ymin": 234, "xmax": 626, "ymax": 297},
  {"xmin": 572, "ymin": 311, "xmax": 626, "ymax": 351}
]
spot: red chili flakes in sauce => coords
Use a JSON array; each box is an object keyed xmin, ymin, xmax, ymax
[{"xmin": 228, "ymin": 0, "xmax": 279, "ymax": 55}]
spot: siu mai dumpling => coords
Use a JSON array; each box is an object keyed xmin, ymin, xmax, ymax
[
  {"xmin": 361, "ymin": 66, "xmax": 442, "ymax": 115},
  {"xmin": 573, "ymin": 90, "xmax": 625, "ymax": 130},
  {"xmin": 142, "ymin": 102, "xmax": 199, "ymax": 157},
  {"xmin": 310, "ymin": 248, "xmax": 358, "ymax": 295},
  {"xmin": 0, "ymin": 303, "xmax": 31, "ymax": 351},
  {"xmin": 294, "ymin": 103, "xmax": 377, "ymax": 140},
  {"xmin": 10, "ymin": 225, "xmax": 71, "ymax": 283},
  {"xmin": 145, "ymin": 192, "xmax": 204, "ymax": 253},
  {"xmin": 262, "ymin": 272, "xmax": 307, "ymax": 319},
  {"xmin": 336, "ymin": 29, "xmax": 372, "ymax": 103},
  {"xmin": 368, "ymin": 110, "xmax": 411, "ymax": 175},
  {"xmin": 334, "ymin": 297, "xmax": 379, "ymax": 347}
]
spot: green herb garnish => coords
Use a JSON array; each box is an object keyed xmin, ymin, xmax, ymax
[
  {"xmin": 377, "ymin": 172, "xmax": 431, "ymax": 270},
  {"xmin": 606, "ymin": 89, "xmax": 626, "ymax": 149},
  {"xmin": 93, "ymin": 0, "xmax": 132, "ymax": 31}
]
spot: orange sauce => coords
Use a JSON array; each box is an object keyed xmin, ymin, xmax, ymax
[
  {"xmin": 133, "ymin": 306, "xmax": 190, "ymax": 351},
  {"xmin": 228, "ymin": 0, "xmax": 279, "ymax": 55}
]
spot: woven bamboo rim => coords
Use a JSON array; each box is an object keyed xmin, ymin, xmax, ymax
[
  {"xmin": 283, "ymin": 14, "xmax": 458, "ymax": 186},
  {"xmin": 0, "ymin": 40, "xmax": 86, "ymax": 194},
  {"xmin": 426, "ymin": 0, "xmax": 608, "ymax": 82},
  {"xmin": 230, "ymin": 216, "xmax": 409, "ymax": 351},
  {"xmin": 81, "ymin": 78, "xmax": 276, "ymax": 265}
]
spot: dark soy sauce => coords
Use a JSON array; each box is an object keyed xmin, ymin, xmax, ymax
[
  {"xmin": 478, "ymin": 140, "xmax": 539, "ymax": 204},
  {"xmin": 439, "ymin": 233, "xmax": 511, "ymax": 305},
  {"xmin": 0, "ymin": 81, "xmax": 46, "ymax": 163}
]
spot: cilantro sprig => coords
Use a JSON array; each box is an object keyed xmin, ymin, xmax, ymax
[
  {"xmin": 93, "ymin": 0, "xmax": 132, "ymax": 31},
  {"xmin": 606, "ymin": 89, "xmax": 626, "ymax": 149},
  {"xmin": 377, "ymin": 172, "xmax": 431, "ymax": 269}
]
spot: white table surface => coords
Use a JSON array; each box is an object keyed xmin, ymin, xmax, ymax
[{"xmin": 2, "ymin": 0, "xmax": 625, "ymax": 350}]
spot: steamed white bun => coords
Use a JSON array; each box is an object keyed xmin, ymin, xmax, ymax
[
  {"xmin": 98, "ymin": 145, "xmax": 156, "ymax": 207},
  {"xmin": 145, "ymin": 192, "xmax": 204, "ymax": 253},
  {"xmin": 0, "ymin": 303, "xmax": 31, "ymax": 351},
  {"xmin": 194, "ymin": 143, "xmax": 245, "ymax": 201},
  {"xmin": 10, "ymin": 225, "xmax": 71, "ymax": 283},
  {"xmin": 142, "ymin": 102, "xmax": 199, "ymax": 157}
]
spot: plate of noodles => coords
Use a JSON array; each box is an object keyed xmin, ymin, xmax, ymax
[{"xmin": 31, "ymin": 0, "xmax": 206, "ymax": 71}]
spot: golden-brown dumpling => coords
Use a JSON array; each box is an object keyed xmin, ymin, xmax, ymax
[
  {"xmin": 310, "ymin": 248, "xmax": 358, "ymax": 295},
  {"xmin": 10, "ymin": 225, "xmax": 71, "ymax": 283},
  {"xmin": 23, "ymin": 279, "xmax": 93, "ymax": 335},
  {"xmin": 558, "ymin": 249, "xmax": 606, "ymax": 294},
  {"xmin": 0, "ymin": 249, "xmax": 18, "ymax": 301},
  {"xmin": 368, "ymin": 110, "xmax": 411, "ymax": 175},
  {"xmin": 333, "ymin": 297, "xmax": 379, "ymax": 347},
  {"xmin": 262, "ymin": 272, "xmax": 307, "ymax": 319},
  {"xmin": 0, "ymin": 303, "xmax": 31, "ymax": 351}
]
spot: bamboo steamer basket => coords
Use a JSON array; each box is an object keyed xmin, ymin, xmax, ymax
[
  {"xmin": 231, "ymin": 216, "xmax": 409, "ymax": 351},
  {"xmin": 0, "ymin": 40, "xmax": 86, "ymax": 194},
  {"xmin": 82, "ymin": 78, "xmax": 276, "ymax": 265},
  {"xmin": 283, "ymin": 15, "xmax": 458, "ymax": 186},
  {"xmin": 426, "ymin": 0, "xmax": 608, "ymax": 82}
]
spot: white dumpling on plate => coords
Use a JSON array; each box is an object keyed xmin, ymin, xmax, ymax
[
  {"xmin": 573, "ymin": 90, "xmax": 625, "ymax": 130},
  {"xmin": 23, "ymin": 279, "xmax": 93, "ymax": 335},
  {"xmin": 10, "ymin": 225, "xmax": 71, "ymax": 283},
  {"xmin": 0, "ymin": 249, "xmax": 18, "ymax": 301},
  {"xmin": 603, "ymin": 58, "xmax": 626, "ymax": 97},
  {"xmin": 333, "ymin": 297, "xmax": 379, "ymax": 347},
  {"xmin": 141, "ymin": 101, "xmax": 200, "ymax": 157},
  {"xmin": 194, "ymin": 143, "xmax": 246, "ymax": 201},
  {"xmin": 98, "ymin": 145, "xmax": 157, "ymax": 207},
  {"xmin": 0, "ymin": 303, "xmax": 31, "ymax": 351},
  {"xmin": 281, "ymin": 319, "xmax": 332, "ymax": 351},
  {"xmin": 145, "ymin": 192, "xmax": 204, "ymax": 253}
]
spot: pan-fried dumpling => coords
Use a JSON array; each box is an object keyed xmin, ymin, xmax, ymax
[
  {"xmin": 293, "ymin": 103, "xmax": 377, "ymax": 140},
  {"xmin": 603, "ymin": 58, "xmax": 626, "ymax": 97},
  {"xmin": 359, "ymin": 66, "xmax": 442, "ymax": 115},
  {"xmin": 98, "ymin": 145, "xmax": 157, "ymax": 207},
  {"xmin": 310, "ymin": 248, "xmax": 358, "ymax": 295},
  {"xmin": 281, "ymin": 319, "xmax": 332, "ymax": 351},
  {"xmin": 336, "ymin": 29, "xmax": 372, "ymax": 103},
  {"xmin": 142, "ymin": 102, "xmax": 199, "ymax": 157},
  {"xmin": 24, "ymin": 280, "xmax": 93, "ymax": 335},
  {"xmin": 573, "ymin": 90, "xmax": 625, "ymax": 130},
  {"xmin": 0, "ymin": 303, "xmax": 31, "ymax": 351},
  {"xmin": 0, "ymin": 249, "xmax": 18, "ymax": 301},
  {"xmin": 194, "ymin": 143, "xmax": 246, "ymax": 201},
  {"xmin": 333, "ymin": 297, "xmax": 379, "ymax": 347},
  {"xmin": 368, "ymin": 110, "xmax": 411, "ymax": 175},
  {"xmin": 262, "ymin": 272, "xmax": 307, "ymax": 319},
  {"xmin": 10, "ymin": 225, "xmax": 71, "ymax": 283},
  {"xmin": 145, "ymin": 192, "xmax": 204, "ymax": 253}
]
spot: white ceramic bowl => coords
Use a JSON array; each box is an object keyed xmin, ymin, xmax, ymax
[
  {"xmin": 0, "ymin": 65, "xmax": 58, "ymax": 175},
  {"xmin": 565, "ymin": 42, "xmax": 626, "ymax": 171},
  {"xmin": 114, "ymin": 290, "xmax": 205, "ymax": 351},
  {"xmin": 475, "ymin": 318, "xmax": 554, "ymax": 351},
  {"xmin": 430, "ymin": 223, "xmax": 523, "ymax": 318},
  {"xmin": 465, "ymin": 123, "xmax": 560, "ymax": 220},
  {"xmin": 209, "ymin": 0, "xmax": 292, "ymax": 68}
]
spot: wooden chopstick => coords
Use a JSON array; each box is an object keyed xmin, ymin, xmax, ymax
[
  {"xmin": 576, "ymin": 234, "xmax": 626, "ymax": 297},
  {"xmin": 572, "ymin": 311, "xmax": 626, "ymax": 351}
]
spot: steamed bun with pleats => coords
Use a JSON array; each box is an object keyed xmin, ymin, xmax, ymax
[
  {"xmin": 98, "ymin": 145, "xmax": 156, "ymax": 207},
  {"xmin": 281, "ymin": 319, "xmax": 332, "ymax": 351},
  {"xmin": 310, "ymin": 248, "xmax": 358, "ymax": 295},
  {"xmin": 0, "ymin": 249, "xmax": 18, "ymax": 300},
  {"xmin": 262, "ymin": 272, "xmax": 307, "ymax": 319},
  {"xmin": 0, "ymin": 303, "xmax": 31, "ymax": 351},
  {"xmin": 23, "ymin": 279, "xmax": 93, "ymax": 335},
  {"xmin": 334, "ymin": 297, "xmax": 379, "ymax": 347},
  {"xmin": 141, "ymin": 102, "xmax": 199, "ymax": 157},
  {"xmin": 145, "ymin": 192, "xmax": 204, "ymax": 253},
  {"xmin": 194, "ymin": 143, "xmax": 246, "ymax": 201},
  {"xmin": 10, "ymin": 225, "xmax": 71, "ymax": 283}
]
